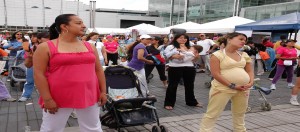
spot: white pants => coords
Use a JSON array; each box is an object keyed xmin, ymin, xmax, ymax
[
  {"xmin": 40, "ymin": 103, "xmax": 102, "ymax": 132},
  {"xmin": 136, "ymin": 68, "xmax": 149, "ymax": 97}
]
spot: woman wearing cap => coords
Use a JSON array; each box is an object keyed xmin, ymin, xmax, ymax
[
  {"xmin": 104, "ymin": 35, "xmax": 119, "ymax": 66},
  {"xmin": 270, "ymin": 40, "xmax": 297, "ymax": 90},
  {"xmin": 127, "ymin": 35, "xmax": 154, "ymax": 96}
]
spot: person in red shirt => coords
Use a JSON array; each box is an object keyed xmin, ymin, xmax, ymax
[
  {"xmin": 262, "ymin": 37, "xmax": 274, "ymax": 48},
  {"xmin": 33, "ymin": 14, "xmax": 106, "ymax": 131},
  {"xmin": 104, "ymin": 35, "xmax": 119, "ymax": 65}
]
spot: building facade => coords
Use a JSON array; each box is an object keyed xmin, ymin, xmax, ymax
[
  {"xmin": 0, "ymin": 0, "xmax": 163, "ymax": 32},
  {"xmin": 149, "ymin": 0, "xmax": 298, "ymax": 27}
]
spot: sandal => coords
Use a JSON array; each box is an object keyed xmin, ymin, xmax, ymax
[
  {"xmin": 195, "ymin": 103, "xmax": 203, "ymax": 108},
  {"xmin": 164, "ymin": 106, "xmax": 173, "ymax": 110}
]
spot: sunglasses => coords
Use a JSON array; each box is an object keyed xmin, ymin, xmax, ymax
[{"xmin": 16, "ymin": 34, "xmax": 22, "ymax": 35}]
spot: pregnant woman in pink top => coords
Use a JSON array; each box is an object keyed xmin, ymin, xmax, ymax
[{"xmin": 33, "ymin": 14, "xmax": 107, "ymax": 132}]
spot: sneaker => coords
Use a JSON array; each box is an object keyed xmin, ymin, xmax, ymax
[
  {"xmin": 70, "ymin": 112, "xmax": 77, "ymax": 119},
  {"xmin": 270, "ymin": 84, "xmax": 276, "ymax": 90},
  {"xmin": 256, "ymin": 72, "xmax": 264, "ymax": 76},
  {"xmin": 2, "ymin": 98, "xmax": 16, "ymax": 102},
  {"xmin": 288, "ymin": 83, "xmax": 295, "ymax": 89},
  {"xmin": 268, "ymin": 78, "xmax": 273, "ymax": 81},
  {"xmin": 18, "ymin": 97, "xmax": 28, "ymax": 102},
  {"xmin": 290, "ymin": 98, "xmax": 300, "ymax": 106}
]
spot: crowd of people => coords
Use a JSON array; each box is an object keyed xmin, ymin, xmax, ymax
[{"xmin": 1, "ymin": 14, "xmax": 300, "ymax": 131}]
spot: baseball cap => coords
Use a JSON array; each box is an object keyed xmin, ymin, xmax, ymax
[
  {"xmin": 106, "ymin": 35, "xmax": 113, "ymax": 39},
  {"xmin": 140, "ymin": 34, "xmax": 152, "ymax": 39}
]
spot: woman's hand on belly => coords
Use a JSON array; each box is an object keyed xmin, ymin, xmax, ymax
[{"xmin": 235, "ymin": 85, "xmax": 249, "ymax": 91}]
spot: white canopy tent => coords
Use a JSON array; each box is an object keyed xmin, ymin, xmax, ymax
[
  {"xmin": 188, "ymin": 16, "xmax": 255, "ymax": 33},
  {"xmin": 163, "ymin": 21, "xmax": 202, "ymax": 33},
  {"xmin": 93, "ymin": 28, "xmax": 130, "ymax": 35},
  {"xmin": 127, "ymin": 23, "xmax": 165, "ymax": 34},
  {"xmin": 85, "ymin": 28, "xmax": 94, "ymax": 34}
]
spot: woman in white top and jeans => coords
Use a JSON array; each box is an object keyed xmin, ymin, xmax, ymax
[
  {"xmin": 86, "ymin": 32, "xmax": 107, "ymax": 66},
  {"xmin": 164, "ymin": 34, "xmax": 201, "ymax": 110}
]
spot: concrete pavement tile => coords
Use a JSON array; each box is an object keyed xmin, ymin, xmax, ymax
[
  {"xmin": 185, "ymin": 126, "xmax": 198, "ymax": 132},
  {"xmin": 17, "ymin": 120, "xmax": 28, "ymax": 132},
  {"xmin": 17, "ymin": 112, "xmax": 27, "ymax": 121},
  {"xmin": 175, "ymin": 125, "xmax": 191, "ymax": 132},
  {"xmin": 25, "ymin": 111, "xmax": 37, "ymax": 120},
  {"xmin": 66, "ymin": 118, "xmax": 79, "ymax": 127},
  {"xmin": 216, "ymin": 119, "xmax": 233, "ymax": 130},
  {"xmin": 8, "ymin": 102, "xmax": 17, "ymax": 114},
  {"xmin": 182, "ymin": 120, "xmax": 194, "ymax": 125},
  {"xmin": 24, "ymin": 103, "xmax": 35, "ymax": 112},
  {"xmin": 245, "ymin": 120, "xmax": 263, "ymax": 130},
  {"xmin": 139, "ymin": 130, "xmax": 150, "ymax": 132},
  {"xmin": 179, "ymin": 114, "xmax": 202, "ymax": 120},
  {"xmin": 36, "ymin": 111, "xmax": 42, "ymax": 119},
  {"xmin": 167, "ymin": 126, "xmax": 182, "ymax": 132},
  {"xmin": 215, "ymin": 124, "xmax": 231, "ymax": 132},
  {"xmin": 247, "ymin": 127, "xmax": 275, "ymax": 132},
  {"xmin": 168, "ymin": 122, "xmax": 178, "ymax": 127},
  {"xmin": 133, "ymin": 126, "xmax": 146, "ymax": 131},
  {"xmin": 0, "ymin": 105, "xmax": 9, "ymax": 114},
  {"xmin": 191, "ymin": 124, "xmax": 200, "ymax": 131},
  {"xmin": 0, "ymin": 114, "xmax": 8, "ymax": 123},
  {"xmin": 143, "ymin": 124, "xmax": 153, "ymax": 130},
  {"xmin": 6, "ymin": 118, "xmax": 18, "ymax": 132},
  {"xmin": 7, "ymin": 113, "xmax": 17, "ymax": 122},
  {"xmin": 266, "ymin": 125, "xmax": 293, "ymax": 132},
  {"xmin": 0, "ymin": 119, "xmax": 7, "ymax": 132},
  {"xmin": 280, "ymin": 107, "xmax": 300, "ymax": 112},
  {"xmin": 124, "ymin": 126, "xmax": 137, "ymax": 132},
  {"xmin": 28, "ymin": 120, "xmax": 40, "ymax": 131}
]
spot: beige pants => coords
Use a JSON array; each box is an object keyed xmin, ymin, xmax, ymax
[{"xmin": 200, "ymin": 89, "xmax": 249, "ymax": 132}]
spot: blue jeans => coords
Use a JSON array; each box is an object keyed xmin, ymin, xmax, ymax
[
  {"xmin": 265, "ymin": 59, "xmax": 274, "ymax": 71},
  {"xmin": 21, "ymin": 67, "xmax": 34, "ymax": 98}
]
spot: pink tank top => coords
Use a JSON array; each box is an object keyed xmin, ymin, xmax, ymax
[{"xmin": 39, "ymin": 40, "xmax": 100, "ymax": 108}]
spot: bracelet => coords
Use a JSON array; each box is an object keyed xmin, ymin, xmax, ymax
[{"xmin": 228, "ymin": 83, "xmax": 236, "ymax": 89}]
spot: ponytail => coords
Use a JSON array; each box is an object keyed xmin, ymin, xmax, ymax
[{"xmin": 49, "ymin": 23, "xmax": 59, "ymax": 40}]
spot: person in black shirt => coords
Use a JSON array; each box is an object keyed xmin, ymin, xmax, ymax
[{"xmin": 145, "ymin": 36, "xmax": 168, "ymax": 88}]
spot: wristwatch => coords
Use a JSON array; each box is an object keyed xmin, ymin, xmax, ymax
[{"xmin": 228, "ymin": 83, "xmax": 236, "ymax": 89}]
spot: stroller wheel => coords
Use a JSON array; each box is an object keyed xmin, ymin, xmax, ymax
[
  {"xmin": 204, "ymin": 82, "xmax": 211, "ymax": 88},
  {"xmin": 265, "ymin": 103, "xmax": 271, "ymax": 111},
  {"xmin": 152, "ymin": 125, "xmax": 161, "ymax": 132},
  {"xmin": 261, "ymin": 102, "xmax": 272, "ymax": 111},
  {"xmin": 160, "ymin": 125, "xmax": 168, "ymax": 132}
]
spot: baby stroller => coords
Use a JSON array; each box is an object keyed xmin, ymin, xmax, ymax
[
  {"xmin": 100, "ymin": 66, "xmax": 167, "ymax": 132},
  {"xmin": 247, "ymin": 78, "xmax": 272, "ymax": 112},
  {"xmin": 9, "ymin": 51, "xmax": 26, "ymax": 91}
]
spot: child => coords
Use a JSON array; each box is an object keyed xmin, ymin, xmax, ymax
[{"xmin": 174, "ymin": 45, "xmax": 203, "ymax": 63}]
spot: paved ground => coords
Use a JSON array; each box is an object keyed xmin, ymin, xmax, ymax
[{"xmin": 0, "ymin": 69, "xmax": 299, "ymax": 132}]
